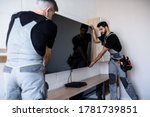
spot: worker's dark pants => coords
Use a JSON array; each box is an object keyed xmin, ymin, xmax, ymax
[{"xmin": 108, "ymin": 59, "xmax": 138, "ymax": 100}]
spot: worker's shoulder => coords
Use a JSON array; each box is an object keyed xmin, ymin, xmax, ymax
[{"xmin": 39, "ymin": 19, "xmax": 57, "ymax": 31}]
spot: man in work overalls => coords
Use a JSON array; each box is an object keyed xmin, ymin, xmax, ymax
[
  {"xmin": 3, "ymin": 0, "xmax": 58, "ymax": 100},
  {"xmin": 89, "ymin": 21, "xmax": 138, "ymax": 100}
]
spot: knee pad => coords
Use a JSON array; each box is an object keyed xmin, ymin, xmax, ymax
[
  {"xmin": 109, "ymin": 74, "xmax": 116, "ymax": 84},
  {"xmin": 120, "ymin": 77, "xmax": 128, "ymax": 88}
]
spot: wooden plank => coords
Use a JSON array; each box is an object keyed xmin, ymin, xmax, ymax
[
  {"xmin": 0, "ymin": 48, "xmax": 7, "ymax": 63},
  {"xmin": 47, "ymin": 74, "xmax": 109, "ymax": 100},
  {"xmin": 0, "ymin": 56, "xmax": 6, "ymax": 63}
]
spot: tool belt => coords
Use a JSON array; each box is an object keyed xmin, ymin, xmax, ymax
[{"xmin": 111, "ymin": 55, "xmax": 132, "ymax": 72}]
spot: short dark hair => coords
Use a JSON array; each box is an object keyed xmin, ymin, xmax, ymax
[
  {"xmin": 80, "ymin": 24, "xmax": 89, "ymax": 31},
  {"xmin": 39, "ymin": 0, "xmax": 58, "ymax": 11},
  {"xmin": 97, "ymin": 21, "xmax": 108, "ymax": 28}
]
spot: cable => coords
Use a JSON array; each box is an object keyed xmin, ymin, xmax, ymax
[{"xmin": 67, "ymin": 69, "xmax": 73, "ymax": 83}]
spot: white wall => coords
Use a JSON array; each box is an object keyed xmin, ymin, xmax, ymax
[
  {"xmin": 96, "ymin": 0, "xmax": 150, "ymax": 99},
  {"xmin": 0, "ymin": 0, "xmax": 22, "ymax": 48},
  {"xmin": 55, "ymin": 0, "xmax": 98, "ymax": 23},
  {"xmin": 0, "ymin": 0, "xmax": 150, "ymax": 100}
]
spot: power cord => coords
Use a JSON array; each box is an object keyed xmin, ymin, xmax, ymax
[{"xmin": 67, "ymin": 69, "xmax": 73, "ymax": 83}]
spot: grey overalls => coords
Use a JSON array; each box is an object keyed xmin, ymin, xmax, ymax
[
  {"xmin": 107, "ymin": 33, "xmax": 138, "ymax": 100},
  {"xmin": 3, "ymin": 18, "xmax": 46, "ymax": 100}
]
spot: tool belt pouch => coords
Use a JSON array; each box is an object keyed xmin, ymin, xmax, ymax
[{"xmin": 120, "ymin": 55, "xmax": 132, "ymax": 72}]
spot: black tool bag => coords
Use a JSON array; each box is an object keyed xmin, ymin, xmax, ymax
[{"xmin": 120, "ymin": 55, "xmax": 132, "ymax": 72}]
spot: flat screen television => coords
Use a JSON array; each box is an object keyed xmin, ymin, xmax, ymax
[{"xmin": 46, "ymin": 14, "xmax": 91, "ymax": 73}]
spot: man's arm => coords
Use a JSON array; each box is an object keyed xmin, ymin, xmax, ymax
[
  {"xmin": 91, "ymin": 26, "xmax": 101, "ymax": 43},
  {"xmin": 89, "ymin": 46, "xmax": 108, "ymax": 67},
  {"xmin": 44, "ymin": 47, "xmax": 52, "ymax": 66},
  {"xmin": 78, "ymin": 47, "xmax": 89, "ymax": 65}
]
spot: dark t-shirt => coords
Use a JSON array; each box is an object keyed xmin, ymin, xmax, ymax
[
  {"xmin": 72, "ymin": 33, "xmax": 91, "ymax": 57},
  {"xmin": 98, "ymin": 33, "xmax": 122, "ymax": 52},
  {"xmin": 6, "ymin": 11, "xmax": 57, "ymax": 57}
]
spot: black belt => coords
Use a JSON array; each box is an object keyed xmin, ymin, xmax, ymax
[{"xmin": 111, "ymin": 58, "xmax": 121, "ymax": 61}]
